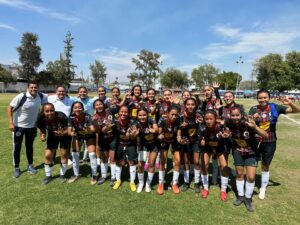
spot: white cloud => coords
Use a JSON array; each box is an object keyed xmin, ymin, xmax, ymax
[
  {"xmin": 197, "ymin": 24, "xmax": 300, "ymax": 61},
  {"xmin": 0, "ymin": 0, "xmax": 80, "ymax": 23},
  {"xmin": 0, "ymin": 23, "xmax": 17, "ymax": 32}
]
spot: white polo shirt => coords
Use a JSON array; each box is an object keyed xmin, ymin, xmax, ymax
[
  {"xmin": 10, "ymin": 91, "xmax": 48, "ymax": 128},
  {"xmin": 48, "ymin": 95, "xmax": 74, "ymax": 117}
]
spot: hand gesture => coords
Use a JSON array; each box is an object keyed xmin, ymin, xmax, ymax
[
  {"xmin": 281, "ymin": 96, "xmax": 291, "ymax": 105},
  {"xmin": 171, "ymin": 95, "xmax": 180, "ymax": 104},
  {"xmin": 158, "ymin": 133, "xmax": 164, "ymax": 140},
  {"xmin": 212, "ymin": 82, "xmax": 220, "ymax": 89},
  {"xmin": 246, "ymin": 116, "xmax": 256, "ymax": 128},
  {"xmin": 215, "ymin": 98, "xmax": 222, "ymax": 109}
]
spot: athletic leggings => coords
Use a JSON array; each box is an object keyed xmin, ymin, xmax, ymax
[{"xmin": 12, "ymin": 127, "xmax": 37, "ymax": 168}]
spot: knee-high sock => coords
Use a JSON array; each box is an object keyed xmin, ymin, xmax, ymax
[
  {"xmin": 129, "ymin": 165, "xmax": 136, "ymax": 183},
  {"xmin": 173, "ymin": 171, "xmax": 179, "ymax": 185},
  {"xmin": 261, "ymin": 171, "xmax": 269, "ymax": 189},
  {"xmin": 147, "ymin": 172, "xmax": 154, "ymax": 186},
  {"xmin": 236, "ymin": 179, "xmax": 245, "ymax": 196},
  {"xmin": 201, "ymin": 174, "xmax": 209, "ymax": 190},
  {"xmin": 115, "ymin": 166, "xmax": 122, "ymax": 180},
  {"xmin": 60, "ymin": 163, "xmax": 67, "ymax": 176},
  {"xmin": 245, "ymin": 181, "xmax": 255, "ymax": 198},
  {"xmin": 100, "ymin": 162, "xmax": 108, "ymax": 178},
  {"xmin": 138, "ymin": 173, "xmax": 144, "ymax": 185},
  {"xmin": 221, "ymin": 176, "xmax": 229, "ymax": 192},
  {"xmin": 89, "ymin": 152, "xmax": 97, "ymax": 177},
  {"xmin": 110, "ymin": 163, "xmax": 116, "ymax": 179},
  {"xmin": 72, "ymin": 152, "xmax": 80, "ymax": 176},
  {"xmin": 44, "ymin": 164, "xmax": 52, "ymax": 177},
  {"xmin": 194, "ymin": 169, "xmax": 200, "ymax": 183},
  {"xmin": 184, "ymin": 170, "xmax": 190, "ymax": 183},
  {"xmin": 159, "ymin": 170, "xmax": 165, "ymax": 184}
]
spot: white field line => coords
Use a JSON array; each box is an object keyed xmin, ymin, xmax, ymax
[{"xmin": 281, "ymin": 114, "xmax": 300, "ymax": 126}]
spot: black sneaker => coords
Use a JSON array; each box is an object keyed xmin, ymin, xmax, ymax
[
  {"xmin": 110, "ymin": 178, "xmax": 116, "ymax": 187},
  {"xmin": 59, "ymin": 175, "xmax": 67, "ymax": 183},
  {"xmin": 97, "ymin": 177, "xmax": 106, "ymax": 185},
  {"xmin": 244, "ymin": 197, "xmax": 254, "ymax": 212},
  {"xmin": 194, "ymin": 182, "xmax": 200, "ymax": 193},
  {"xmin": 14, "ymin": 168, "xmax": 21, "ymax": 178},
  {"xmin": 42, "ymin": 176, "xmax": 52, "ymax": 185},
  {"xmin": 181, "ymin": 183, "xmax": 189, "ymax": 192},
  {"xmin": 233, "ymin": 196, "xmax": 244, "ymax": 206}
]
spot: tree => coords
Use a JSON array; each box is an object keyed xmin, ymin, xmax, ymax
[
  {"xmin": 0, "ymin": 65, "xmax": 17, "ymax": 88},
  {"xmin": 191, "ymin": 64, "xmax": 219, "ymax": 88},
  {"xmin": 132, "ymin": 49, "xmax": 162, "ymax": 88},
  {"xmin": 89, "ymin": 60, "xmax": 107, "ymax": 86},
  {"xmin": 16, "ymin": 32, "xmax": 43, "ymax": 81},
  {"xmin": 285, "ymin": 51, "xmax": 300, "ymax": 90},
  {"xmin": 214, "ymin": 71, "xmax": 242, "ymax": 90},
  {"xmin": 63, "ymin": 31, "xmax": 76, "ymax": 84},
  {"xmin": 254, "ymin": 53, "xmax": 292, "ymax": 92},
  {"xmin": 46, "ymin": 57, "xmax": 69, "ymax": 87},
  {"xmin": 160, "ymin": 67, "xmax": 189, "ymax": 88},
  {"xmin": 36, "ymin": 70, "xmax": 55, "ymax": 87},
  {"xmin": 127, "ymin": 72, "xmax": 139, "ymax": 87}
]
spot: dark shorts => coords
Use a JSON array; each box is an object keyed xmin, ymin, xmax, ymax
[
  {"xmin": 99, "ymin": 137, "xmax": 117, "ymax": 152},
  {"xmin": 47, "ymin": 134, "xmax": 71, "ymax": 150},
  {"xmin": 76, "ymin": 135, "xmax": 96, "ymax": 146},
  {"xmin": 158, "ymin": 140, "xmax": 181, "ymax": 152},
  {"xmin": 116, "ymin": 144, "xmax": 137, "ymax": 161},
  {"xmin": 233, "ymin": 150, "xmax": 258, "ymax": 167},
  {"xmin": 203, "ymin": 145, "xmax": 228, "ymax": 155},
  {"xmin": 259, "ymin": 141, "xmax": 277, "ymax": 165},
  {"xmin": 181, "ymin": 141, "xmax": 201, "ymax": 153},
  {"xmin": 141, "ymin": 143, "xmax": 159, "ymax": 152}
]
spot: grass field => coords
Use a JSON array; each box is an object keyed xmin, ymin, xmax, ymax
[{"xmin": 0, "ymin": 93, "xmax": 299, "ymax": 225}]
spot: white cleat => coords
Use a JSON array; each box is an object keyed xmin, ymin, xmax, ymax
[
  {"xmin": 145, "ymin": 183, "xmax": 152, "ymax": 193},
  {"xmin": 259, "ymin": 188, "xmax": 266, "ymax": 200},
  {"xmin": 137, "ymin": 183, "xmax": 144, "ymax": 193}
]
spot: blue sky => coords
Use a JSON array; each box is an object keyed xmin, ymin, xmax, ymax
[{"xmin": 1, "ymin": 0, "xmax": 300, "ymax": 83}]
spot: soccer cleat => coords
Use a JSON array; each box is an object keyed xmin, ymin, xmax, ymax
[
  {"xmin": 244, "ymin": 197, "xmax": 254, "ymax": 212},
  {"xmin": 234, "ymin": 196, "xmax": 244, "ymax": 206},
  {"xmin": 258, "ymin": 188, "xmax": 266, "ymax": 200},
  {"xmin": 201, "ymin": 189, "xmax": 209, "ymax": 198},
  {"xmin": 194, "ymin": 183, "xmax": 200, "ymax": 193},
  {"xmin": 220, "ymin": 191, "xmax": 227, "ymax": 202},
  {"xmin": 145, "ymin": 183, "xmax": 152, "ymax": 193},
  {"xmin": 68, "ymin": 175, "xmax": 81, "ymax": 183},
  {"xmin": 130, "ymin": 182, "xmax": 137, "ymax": 192},
  {"xmin": 90, "ymin": 176, "xmax": 97, "ymax": 185},
  {"xmin": 42, "ymin": 176, "xmax": 52, "ymax": 185},
  {"xmin": 181, "ymin": 183, "xmax": 189, "ymax": 192},
  {"xmin": 157, "ymin": 184, "xmax": 164, "ymax": 195},
  {"xmin": 110, "ymin": 178, "xmax": 116, "ymax": 187},
  {"xmin": 113, "ymin": 179, "xmax": 121, "ymax": 190},
  {"xmin": 59, "ymin": 175, "xmax": 67, "ymax": 183},
  {"xmin": 137, "ymin": 183, "xmax": 144, "ymax": 193},
  {"xmin": 172, "ymin": 184, "xmax": 180, "ymax": 194},
  {"xmin": 27, "ymin": 165, "xmax": 37, "ymax": 174},
  {"xmin": 97, "ymin": 177, "xmax": 106, "ymax": 185},
  {"xmin": 14, "ymin": 168, "xmax": 21, "ymax": 178}
]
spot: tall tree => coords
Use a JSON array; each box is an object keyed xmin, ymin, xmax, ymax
[
  {"xmin": 285, "ymin": 51, "xmax": 300, "ymax": 90},
  {"xmin": 160, "ymin": 67, "xmax": 189, "ymax": 88},
  {"xmin": 46, "ymin": 56, "xmax": 69, "ymax": 87},
  {"xmin": 214, "ymin": 71, "xmax": 242, "ymax": 90},
  {"xmin": 191, "ymin": 64, "xmax": 219, "ymax": 88},
  {"xmin": 254, "ymin": 53, "xmax": 292, "ymax": 92},
  {"xmin": 0, "ymin": 65, "xmax": 17, "ymax": 88},
  {"xmin": 127, "ymin": 72, "xmax": 139, "ymax": 87},
  {"xmin": 132, "ymin": 49, "xmax": 162, "ymax": 88},
  {"xmin": 63, "ymin": 31, "xmax": 76, "ymax": 84},
  {"xmin": 16, "ymin": 32, "xmax": 43, "ymax": 81},
  {"xmin": 89, "ymin": 60, "xmax": 107, "ymax": 87}
]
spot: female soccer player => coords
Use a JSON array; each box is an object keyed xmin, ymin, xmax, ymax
[
  {"xmin": 37, "ymin": 103, "xmax": 70, "ymax": 184},
  {"xmin": 123, "ymin": 84, "xmax": 144, "ymax": 120},
  {"xmin": 249, "ymin": 89, "xmax": 300, "ymax": 200},
  {"xmin": 93, "ymin": 99, "xmax": 117, "ymax": 186},
  {"xmin": 135, "ymin": 108, "xmax": 159, "ymax": 193},
  {"xmin": 226, "ymin": 106, "xmax": 268, "ymax": 212},
  {"xmin": 177, "ymin": 98, "xmax": 203, "ymax": 193},
  {"xmin": 200, "ymin": 110, "xmax": 230, "ymax": 201},
  {"xmin": 67, "ymin": 102, "xmax": 98, "ymax": 184},
  {"xmin": 157, "ymin": 106, "xmax": 182, "ymax": 195},
  {"xmin": 113, "ymin": 106, "xmax": 139, "ymax": 191}
]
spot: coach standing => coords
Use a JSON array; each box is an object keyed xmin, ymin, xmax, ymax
[{"xmin": 7, "ymin": 82, "xmax": 48, "ymax": 178}]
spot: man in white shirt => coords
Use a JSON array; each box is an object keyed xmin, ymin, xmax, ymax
[
  {"xmin": 48, "ymin": 86, "xmax": 74, "ymax": 117},
  {"xmin": 7, "ymin": 82, "xmax": 48, "ymax": 178}
]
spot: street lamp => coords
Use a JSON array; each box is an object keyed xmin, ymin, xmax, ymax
[{"xmin": 236, "ymin": 56, "xmax": 243, "ymax": 96}]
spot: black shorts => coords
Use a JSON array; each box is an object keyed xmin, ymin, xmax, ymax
[
  {"xmin": 75, "ymin": 135, "xmax": 96, "ymax": 146},
  {"xmin": 99, "ymin": 137, "xmax": 117, "ymax": 152},
  {"xmin": 181, "ymin": 141, "xmax": 201, "ymax": 153},
  {"xmin": 47, "ymin": 134, "xmax": 71, "ymax": 150},
  {"xmin": 115, "ymin": 144, "xmax": 137, "ymax": 161},
  {"xmin": 203, "ymin": 145, "xmax": 227, "ymax": 155},
  {"xmin": 158, "ymin": 140, "xmax": 181, "ymax": 151},
  {"xmin": 259, "ymin": 141, "xmax": 277, "ymax": 165},
  {"xmin": 233, "ymin": 150, "xmax": 258, "ymax": 167},
  {"xmin": 141, "ymin": 143, "xmax": 159, "ymax": 152}
]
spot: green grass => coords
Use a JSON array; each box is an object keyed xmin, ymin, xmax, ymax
[{"xmin": 0, "ymin": 94, "xmax": 299, "ymax": 225}]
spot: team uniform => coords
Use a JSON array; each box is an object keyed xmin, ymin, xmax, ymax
[
  {"xmin": 144, "ymin": 100, "xmax": 160, "ymax": 122},
  {"xmin": 125, "ymin": 96, "xmax": 143, "ymax": 120}
]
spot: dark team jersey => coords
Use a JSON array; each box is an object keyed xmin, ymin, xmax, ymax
[
  {"xmin": 37, "ymin": 111, "xmax": 68, "ymax": 135},
  {"xmin": 134, "ymin": 118, "xmax": 157, "ymax": 145},
  {"xmin": 198, "ymin": 123, "xmax": 224, "ymax": 148},
  {"xmin": 225, "ymin": 120, "xmax": 259, "ymax": 155},
  {"xmin": 68, "ymin": 113, "xmax": 94, "ymax": 138},
  {"xmin": 143, "ymin": 100, "xmax": 160, "ymax": 122},
  {"xmin": 93, "ymin": 109, "xmax": 116, "ymax": 141},
  {"xmin": 179, "ymin": 111, "xmax": 202, "ymax": 143},
  {"xmin": 221, "ymin": 103, "xmax": 246, "ymax": 120},
  {"xmin": 249, "ymin": 103, "xmax": 287, "ymax": 142},
  {"xmin": 108, "ymin": 97, "xmax": 122, "ymax": 119},
  {"xmin": 157, "ymin": 102, "xmax": 181, "ymax": 120},
  {"xmin": 116, "ymin": 119, "xmax": 136, "ymax": 145},
  {"xmin": 158, "ymin": 117, "xmax": 180, "ymax": 143},
  {"xmin": 126, "ymin": 96, "xmax": 143, "ymax": 120}
]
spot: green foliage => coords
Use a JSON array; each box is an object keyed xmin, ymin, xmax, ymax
[
  {"xmin": 285, "ymin": 51, "xmax": 300, "ymax": 90},
  {"xmin": 63, "ymin": 31, "xmax": 76, "ymax": 83},
  {"xmin": 132, "ymin": 49, "xmax": 162, "ymax": 88},
  {"xmin": 16, "ymin": 32, "xmax": 43, "ymax": 81},
  {"xmin": 160, "ymin": 67, "xmax": 189, "ymax": 88},
  {"xmin": 215, "ymin": 71, "xmax": 241, "ymax": 90},
  {"xmin": 191, "ymin": 64, "xmax": 219, "ymax": 88},
  {"xmin": 46, "ymin": 57, "xmax": 70, "ymax": 87},
  {"xmin": 0, "ymin": 65, "xmax": 17, "ymax": 87},
  {"xmin": 89, "ymin": 60, "xmax": 107, "ymax": 87},
  {"xmin": 127, "ymin": 72, "xmax": 138, "ymax": 87}
]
